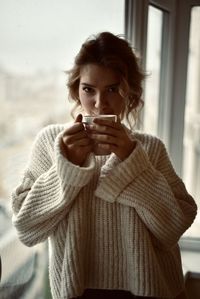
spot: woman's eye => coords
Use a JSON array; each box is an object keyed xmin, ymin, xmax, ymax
[
  {"xmin": 83, "ymin": 87, "xmax": 93, "ymax": 93},
  {"xmin": 108, "ymin": 86, "xmax": 118, "ymax": 93}
]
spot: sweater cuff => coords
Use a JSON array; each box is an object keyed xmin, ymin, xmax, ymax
[
  {"xmin": 95, "ymin": 141, "xmax": 151, "ymax": 202},
  {"xmin": 54, "ymin": 132, "xmax": 96, "ymax": 187}
]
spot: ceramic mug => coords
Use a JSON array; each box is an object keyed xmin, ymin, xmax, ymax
[{"xmin": 83, "ymin": 114, "xmax": 117, "ymax": 155}]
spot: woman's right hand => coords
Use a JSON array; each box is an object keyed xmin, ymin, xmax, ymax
[{"xmin": 60, "ymin": 114, "xmax": 93, "ymax": 166}]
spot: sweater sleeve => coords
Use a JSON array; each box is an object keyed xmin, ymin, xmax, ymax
[
  {"xmin": 11, "ymin": 126, "xmax": 96, "ymax": 247},
  {"xmin": 95, "ymin": 138, "xmax": 197, "ymax": 249}
]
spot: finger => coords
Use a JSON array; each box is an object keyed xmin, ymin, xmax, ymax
[
  {"xmin": 63, "ymin": 130, "xmax": 90, "ymax": 144},
  {"xmin": 75, "ymin": 114, "xmax": 83, "ymax": 123},
  {"xmin": 67, "ymin": 144, "xmax": 93, "ymax": 157},
  {"xmin": 66, "ymin": 137, "xmax": 92, "ymax": 147},
  {"xmin": 90, "ymin": 133, "xmax": 117, "ymax": 145},
  {"xmin": 93, "ymin": 118, "xmax": 120, "ymax": 129},
  {"xmin": 63, "ymin": 122, "xmax": 85, "ymax": 135},
  {"xmin": 97, "ymin": 143, "xmax": 118, "ymax": 153},
  {"xmin": 117, "ymin": 115, "xmax": 121, "ymax": 123},
  {"xmin": 87, "ymin": 123, "xmax": 121, "ymax": 137}
]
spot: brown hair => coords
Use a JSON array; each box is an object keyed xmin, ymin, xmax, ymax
[{"xmin": 66, "ymin": 31, "xmax": 145, "ymax": 128}]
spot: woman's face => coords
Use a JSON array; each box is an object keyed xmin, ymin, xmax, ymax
[{"xmin": 78, "ymin": 64, "xmax": 125, "ymax": 116}]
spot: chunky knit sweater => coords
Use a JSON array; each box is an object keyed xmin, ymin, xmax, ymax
[{"xmin": 11, "ymin": 124, "xmax": 197, "ymax": 299}]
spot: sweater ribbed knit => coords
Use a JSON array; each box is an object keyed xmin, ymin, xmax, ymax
[{"xmin": 11, "ymin": 124, "xmax": 197, "ymax": 299}]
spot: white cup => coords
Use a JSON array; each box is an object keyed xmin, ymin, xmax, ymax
[
  {"xmin": 83, "ymin": 114, "xmax": 117, "ymax": 124},
  {"xmin": 83, "ymin": 114, "xmax": 117, "ymax": 155}
]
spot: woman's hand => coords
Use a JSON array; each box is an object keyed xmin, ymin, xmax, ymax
[
  {"xmin": 60, "ymin": 114, "xmax": 93, "ymax": 166},
  {"xmin": 87, "ymin": 118, "xmax": 136, "ymax": 160}
]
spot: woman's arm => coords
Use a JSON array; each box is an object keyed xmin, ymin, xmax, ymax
[
  {"xmin": 12, "ymin": 126, "xmax": 95, "ymax": 247},
  {"xmin": 95, "ymin": 138, "xmax": 197, "ymax": 249}
]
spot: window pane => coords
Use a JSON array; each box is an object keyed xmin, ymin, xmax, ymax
[
  {"xmin": 143, "ymin": 5, "xmax": 163, "ymax": 135},
  {"xmin": 0, "ymin": 0, "xmax": 124, "ymax": 293},
  {"xmin": 0, "ymin": 0, "xmax": 124, "ymax": 202},
  {"xmin": 182, "ymin": 6, "xmax": 200, "ymax": 238}
]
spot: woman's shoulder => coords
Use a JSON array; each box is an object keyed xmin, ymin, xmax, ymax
[
  {"xmin": 133, "ymin": 130, "xmax": 164, "ymax": 147},
  {"xmin": 131, "ymin": 130, "xmax": 167, "ymax": 165},
  {"xmin": 37, "ymin": 123, "xmax": 66, "ymax": 137},
  {"xmin": 31, "ymin": 122, "xmax": 71, "ymax": 155},
  {"xmin": 35, "ymin": 122, "xmax": 72, "ymax": 142}
]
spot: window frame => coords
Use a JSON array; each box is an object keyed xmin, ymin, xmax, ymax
[{"xmin": 125, "ymin": 0, "xmax": 200, "ymax": 174}]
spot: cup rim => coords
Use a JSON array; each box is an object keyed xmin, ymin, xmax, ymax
[
  {"xmin": 83, "ymin": 114, "xmax": 117, "ymax": 120},
  {"xmin": 84, "ymin": 114, "xmax": 116, "ymax": 117}
]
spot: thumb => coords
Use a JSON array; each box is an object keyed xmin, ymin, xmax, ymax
[
  {"xmin": 75, "ymin": 114, "xmax": 82, "ymax": 123},
  {"xmin": 117, "ymin": 115, "xmax": 121, "ymax": 124}
]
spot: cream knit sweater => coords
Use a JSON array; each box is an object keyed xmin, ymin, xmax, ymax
[{"xmin": 11, "ymin": 124, "xmax": 197, "ymax": 299}]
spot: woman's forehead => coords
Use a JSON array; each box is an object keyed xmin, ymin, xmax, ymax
[{"xmin": 79, "ymin": 63, "xmax": 120, "ymax": 86}]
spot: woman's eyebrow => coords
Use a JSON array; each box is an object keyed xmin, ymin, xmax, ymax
[
  {"xmin": 80, "ymin": 82, "xmax": 120, "ymax": 87},
  {"xmin": 105, "ymin": 83, "xmax": 120, "ymax": 88},
  {"xmin": 80, "ymin": 83, "xmax": 95, "ymax": 87}
]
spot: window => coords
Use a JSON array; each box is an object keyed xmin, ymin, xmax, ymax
[
  {"xmin": 125, "ymin": 0, "xmax": 200, "ymax": 242},
  {"xmin": 0, "ymin": 0, "xmax": 124, "ymax": 204},
  {"xmin": 182, "ymin": 6, "xmax": 200, "ymax": 238},
  {"xmin": 0, "ymin": 0, "xmax": 124, "ymax": 295},
  {"xmin": 143, "ymin": 5, "xmax": 163, "ymax": 136}
]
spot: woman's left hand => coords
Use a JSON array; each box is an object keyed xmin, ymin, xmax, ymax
[{"xmin": 86, "ymin": 118, "xmax": 136, "ymax": 160}]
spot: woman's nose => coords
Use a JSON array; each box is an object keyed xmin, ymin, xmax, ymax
[{"xmin": 94, "ymin": 93, "xmax": 108, "ymax": 110}]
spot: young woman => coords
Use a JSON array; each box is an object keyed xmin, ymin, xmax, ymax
[{"xmin": 11, "ymin": 32, "xmax": 197, "ymax": 299}]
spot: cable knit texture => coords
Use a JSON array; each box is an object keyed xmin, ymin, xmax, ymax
[{"xmin": 11, "ymin": 124, "xmax": 197, "ymax": 299}]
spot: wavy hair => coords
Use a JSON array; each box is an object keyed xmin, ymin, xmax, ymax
[{"xmin": 66, "ymin": 32, "xmax": 145, "ymax": 128}]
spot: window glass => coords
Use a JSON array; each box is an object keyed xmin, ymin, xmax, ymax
[
  {"xmin": 0, "ymin": 0, "xmax": 124, "ymax": 293},
  {"xmin": 182, "ymin": 6, "xmax": 200, "ymax": 238},
  {"xmin": 143, "ymin": 5, "xmax": 163, "ymax": 135},
  {"xmin": 0, "ymin": 0, "xmax": 124, "ymax": 203}
]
